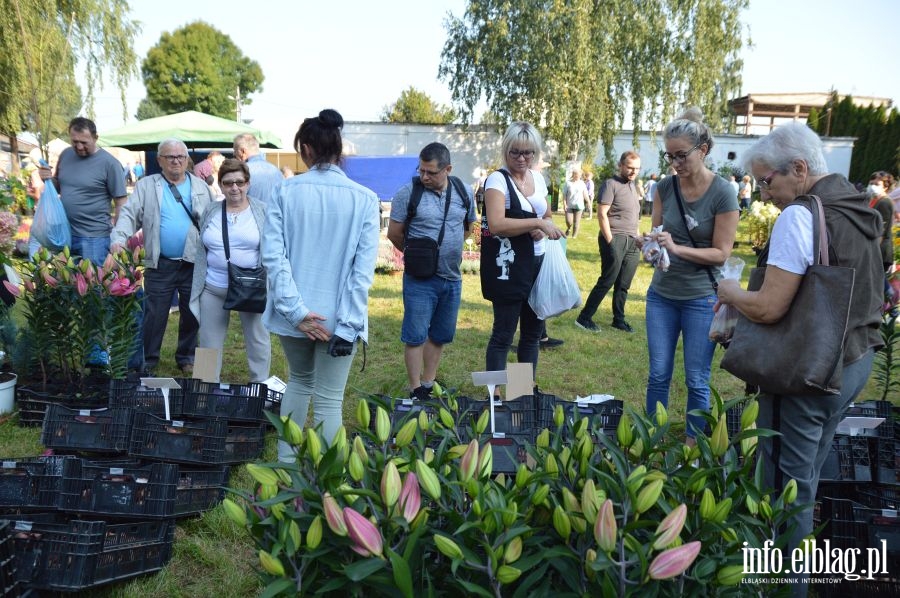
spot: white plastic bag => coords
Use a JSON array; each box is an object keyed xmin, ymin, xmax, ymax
[
  {"xmin": 528, "ymin": 239, "xmax": 582, "ymax": 319},
  {"xmin": 641, "ymin": 226, "xmax": 670, "ymax": 271},
  {"xmin": 31, "ymin": 180, "xmax": 71, "ymax": 251},
  {"xmin": 709, "ymin": 257, "xmax": 745, "ymax": 344}
]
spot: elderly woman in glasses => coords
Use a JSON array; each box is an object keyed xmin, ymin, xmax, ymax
[
  {"xmin": 716, "ymin": 123, "xmax": 883, "ymax": 594},
  {"xmin": 481, "ymin": 122, "xmax": 563, "ymax": 390},
  {"xmin": 189, "ymin": 158, "xmax": 270, "ymax": 382},
  {"xmin": 644, "ymin": 107, "xmax": 740, "ymax": 440}
]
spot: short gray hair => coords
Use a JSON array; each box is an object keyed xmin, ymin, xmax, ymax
[
  {"xmin": 664, "ymin": 107, "xmax": 714, "ymax": 152},
  {"xmin": 741, "ymin": 122, "xmax": 828, "ymax": 176},
  {"xmin": 158, "ymin": 138, "xmax": 188, "ymax": 154},
  {"xmin": 233, "ymin": 133, "xmax": 260, "ymax": 153},
  {"xmin": 500, "ymin": 122, "xmax": 543, "ymax": 165}
]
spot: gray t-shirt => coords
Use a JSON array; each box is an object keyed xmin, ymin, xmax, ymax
[
  {"xmin": 56, "ymin": 147, "xmax": 127, "ymax": 237},
  {"xmin": 390, "ymin": 179, "xmax": 476, "ymax": 281},
  {"xmin": 651, "ymin": 175, "xmax": 740, "ymax": 300},
  {"xmin": 598, "ymin": 175, "xmax": 640, "ymax": 236}
]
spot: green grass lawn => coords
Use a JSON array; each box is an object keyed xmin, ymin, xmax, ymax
[{"xmin": 0, "ymin": 211, "xmax": 891, "ymax": 596}]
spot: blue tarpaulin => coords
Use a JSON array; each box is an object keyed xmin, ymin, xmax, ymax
[{"xmin": 342, "ymin": 155, "xmax": 419, "ymax": 201}]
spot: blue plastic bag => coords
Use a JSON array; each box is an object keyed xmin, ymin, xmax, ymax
[{"xmin": 31, "ymin": 179, "xmax": 71, "ymax": 251}]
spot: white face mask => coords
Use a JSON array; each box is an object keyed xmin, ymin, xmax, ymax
[{"xmin": 868, "ymin": 184, "xmax": 884, "ymax": 196}]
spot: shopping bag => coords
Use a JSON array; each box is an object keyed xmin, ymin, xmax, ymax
[
  {"xmin": 528, "ymin": 239, "xmax": 581, "ymax": 319},
  {"xmin": 31, "ymin": 180, "xmax": 71, "ymax": 251}
]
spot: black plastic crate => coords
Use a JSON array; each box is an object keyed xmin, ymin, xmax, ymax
[
  {"xmin": 538, "ymin": 396, "xmax": 623, "ymax": 437},
  {"xmin": 223, "ymin": 423, "xmax": 267, "ymax": 463},
  {"xmin": 175, "ymin": 465, "xmax": 229, "ymax": 516},
  {"xmin": 846, "ymin": 400, "xmax": 895, "ymax": 438},
  {"xmin": 820, "ymin": 434, "xmax": 872, "ymax": 482},
  {"xmin": 128, "ymin": 412, "xmax": 228, "ymax": 465},
  {"xmin": 0, "ymin": 456, "xmax": 74, "ymax": 511},
  {"xmin": 13, "ymin": 395, "xmax": 50, "ymax": 427},
  {"xmin": 871, "ymin": 436, "xmax": 900, "ymax": 484},
  {"xmin": 15, "ymin": 384, "xmax": 109, "ymax": 428},
  {"xmin": 2, "ymin": 513, "xmax": 174, "ymax": 592},
  {"xmin": 820, "ymin": 496, "xmax": 900, "ymax": 562},
  {"xmin": 180, "ymin": 380, "xmax": 266, "ymax": 422},
  {"xmin": 59, "ymin": 459, "xmax": 178, "ymax": 519},
  {"xmin": 459, "ymin": 396, "xmax": 535, "ymax": 436},
  {"xmin": 108, "ymin": 378, "xmax": 186, "ymax": 417},
  {"xmin": 855, "ymin": 484, "xmax": 900, "ymax": 511},
  {"xmin": 0, "ymin": 520, "xmax": 22, "ymax": 597},
  {"xmin": 41, "ymin": 405, "xmax": 132, "ymax": 454}
]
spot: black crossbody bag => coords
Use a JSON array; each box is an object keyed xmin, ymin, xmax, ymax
[
  {"xmin": 221, "ymin": 205, "xmax": 267, "ymax": 313},
  {"xmin": 404, "ymin": 185, "xmax": 452, "ymax": 279}
]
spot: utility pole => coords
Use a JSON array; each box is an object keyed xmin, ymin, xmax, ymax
[{"xmin": 233, "ymin": 85, "xmax": 242, "ymax": 122}]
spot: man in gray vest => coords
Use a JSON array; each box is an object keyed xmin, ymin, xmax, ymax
[{"xmin": 387, "ymin": 142, "xmax": 476, "ymax": 399}]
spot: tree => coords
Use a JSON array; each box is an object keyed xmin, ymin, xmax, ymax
[
  {"xmin": 439, "ymin": 0, "xmax": 748, "ymax": 163},
  {"xmin": 142, "ymin": 22, "xmax": 264, "ymax": 119},
  {"xmin": 0, "ymin": 0, "xmax": 139, "ymax": 169},
  {"xmin": 135, "ymin": 98, "xmax": 166, "ymax": 121},
  {"xmin": 381, "ymin": 87, "xmax": 456, "ymax": 124}
]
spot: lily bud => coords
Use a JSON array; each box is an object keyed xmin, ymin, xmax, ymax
[
  {"xmin": 439, "ymin": 407, "xmax": 454, "ymax": 428},
  {"xmin": 626, "ymin": 465, "xmax": 647, "ymax": 496},
  {"xmin": 648, "ymin": 541, "xmax": 701, "ymax": 580},
  {"xmin": 532, "ymin": 484, "xmax": 550, "ymax": 506},
  {"xmin": 700, "ymin": 489, "xmax": 716, "ymax": 521},
  {"xmin": 478, "ymin": 442, "xmax": 493, "ymax": 478},
  {"xmin": 617, "ymin": 411, "xmax": 633, "ymax": 447},
  {"xmin": 552, "ymin": 505, "xmax": 571, "ymax": 539},
  {"xmin": 553, "ymin": 404, "xmax": 565, "ymax": 429},
  {"xmin": 652, "ymin": 504, "xmax": 687, "ymax": 550},
  {"xmin": 581, "ymin": 479, "xmax": 601, "ymax": 525},
  {"xmin": 395, "ymin": 418, "xmax": 417, "ymax": 448},
  {"xmin": 246, "ymin": 463, "xmax": 279, "ymax": 487},
  {"xmin": 399, "ymin": 472, "xmax": 421, "ymax": 522},
  {"xmin": 431, "ymin": 381, "xmax": 443, "ymax": 396},
  {"xmin": 356, "ymin": 399, "xmax": 370, "ymax": 429},
  {"xmin": 635, "ymin": 479, "xmax": 663, "ymax": 514},
  {"xmin": 415, "ymin": 460, "xmax": 441, "ymax": 500},
  {"xmin": 741, "ymin": 434, "xmax": 758, "ymax": 458},
  {"xmin": 544, "ymin": 453, "xmax": 559, "ymax": 478},
  {"xmin": 353, "ymin": 435, "xmax": 367, "ymax": 464},
  {"xmin": 562, "ymin": 487, "xmax": 581, "ymax": 513},
  {"xmin": 381, "ymin": 460, "xmax": 401, "ymax": 508},
  {"xmin": 573, "ymin": 416, "xmax": 588, "ymax": 440},
  {"xmin": 585, "ymin": 549, "xmax": 597, "ymax": 578},
  {"xmin": 502, "ymin": 501, "xmax": 518, "ymax": 527},
  {"xmin": 758, "ymin": 497, "xmax": 773, "ymax": 521},
  {"xmin": 712, "ymin": 497, "xmax": 733, "ymax": 524},
  {"xmin": 306, "ymin": 428, "xmax": 322, "ymax": 464},
  {"xmin": 322, "ymin": 492, "xmax": 347, "ymax": 536},
  {"xmin": 655, "ymin": 401, "xmax": 668, "ymax": 426},
  {"xmin": 434, "ymin": 534, "xmax": 464, "ymax": 559},
  {"xmin": 515, "ymin": 464, "xmax": 530, "ymax": 489},
  {"xmin": 222, "ymin": 498, "xmax": 247, "ymax": 527},
  {"xmin": 741, "ymin": 399, "xmax": 759, "ymax": 431},
  {"xmin": 595, "ymin": 499, "xmax": 617, "ymax": 553},
  {"xmin": 504, "ymin": 536, "xmax": 523, "ymax": 564},
  {"xmin": 259, "ymin": 549, "xmax": 285, "ymax": 576},
  {"xmin": 333, "ymin": 426, "xmax": 348, "ymax": 459},
  {"xmin": 410, "ymin": 507, "xmax": 428, "ymax": 531},
  {"xmin": 348, "ymin": 452, "xmax": 365, "ymax": 481},
  {"xmin": 307, "ymin": 515, "xmax": 323, "ymax": 549},
  {"xmin": 418, "ymin": 409, "xmax": 429, "ymax": 431},
  {"xmin": 286, "ymin": 520, "xmax": 302, "ymax": 554},
  {"xmin": 447, "ymin": 444, "xmax": 469, "ymax": 458},
  {"xmin": 284, "ymin": 417, "xmax": 303, "ymax": 446},
  {"xmin": 717, "ymin": 564, "xmax": 745, "ymax": 586},
  {"xmin": 536, "ymin": 428, "xmax": 550, "ymax": 448},
  {"xmin": 711, "ymin": 414, "xmax": 728, "ymax": 457},
  {"xmin": 343, "ymin": 507, "xmax": 384, "ymax": 557},
  {"xmin": 424, "ymin": 447, "xmax": 435, "ymax": 464},
  {"xmin": 783, "ymin": 479, "xmax": 798, "ymax": 505},
  {"xmin": 460, "ymin": 439, "xmax": 479, "ymax": 482},
  {"xmin": 258, "ymin": 483, "xmax": 277, "ymax": 501},
  {"xmin": 497, "ymin": 565, "xmax": 522, "ymax": 584},
  {"xmin": 475, "ymin": 408, "xmax": 490, "ymax": 435},
  {"xmin": 629, "ymin": 437, "xmax": 644, "ymax": 459},
  {"xmin": 375, "ymin": 406, "xmax": 390, "ymax": 443}
]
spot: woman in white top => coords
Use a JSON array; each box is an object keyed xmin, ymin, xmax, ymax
[
  {"xmin": 481, "ymin": 122, "xmax": 563, "ymax": 385},
  {"xmin": 563, "ymin": 167, "xmax": 590, "ymax": 238}
]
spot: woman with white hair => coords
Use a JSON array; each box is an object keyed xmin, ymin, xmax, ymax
[{"xmin": 716, "ymin": 123, "xmax": 883, "ymax": 594}]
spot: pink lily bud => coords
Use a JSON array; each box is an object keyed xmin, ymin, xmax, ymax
[
  {"xmin": 2, "ymin": 280, "xmax": 20, "ymax": 298},
  {"xmin": 381, "ymin": 460, "xmax": 401, "ymax": 508},
  {"xmin": 74, "ymin": 273, "xmax": 88, "ymax": 297},
  {"xmin": 399, "ymin": 472, "xmax": 421, "ymax": 522},
  {"xmin": 23, "ymin": 279, "xmax": 34, "ymax": 293},
  {"xmin": 648, "ymin": 541, "xmax": 701, "ymax": 580},
  {"xmin": 460, "ymin": 439, "xmax": 479, "ymax": 482},
  {"xmin": 343, "ymin": 507, "xmax": 383, "ymax": 557},
  {"xmin": 594, "ymin": 499, "xmax": 617, "ymax": 553},
  {"xmin": 103, "ymin": 253, "xmax": 115, "ymax": 271},
  {"xmin": 652, "ymin": 504, "xmax": 687, "ymax": 550},
  {"xmin": 322, "ymin": 492, "xmax": 347, "ymax": 536}
]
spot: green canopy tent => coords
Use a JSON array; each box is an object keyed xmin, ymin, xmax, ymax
[{"xmin": 97, "ymin": 110, "xmax": 282, "ymax": 150}]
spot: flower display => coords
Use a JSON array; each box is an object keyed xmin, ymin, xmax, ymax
[{"xmin": 744, "ymin": 200, "xmax": 781, "ymax": 250}]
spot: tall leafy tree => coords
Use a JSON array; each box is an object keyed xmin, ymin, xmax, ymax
[
  {"xmin": 135, "ymin": 97, "xmax": 166, "ymax": 121},
  {"xmin": 0, "ymin": 0, "xmax": 139, "ymax": 168},
  {"xmin": 142, "ymin": 22, "xmax": 264, "ymax": 119},
  {"xmin": 439, "ymin": 0, "xmax": 748, "ymax": 163},
  {"xmin": 381, "ymin": 87, "xmax": 456, "ymax": 124}
]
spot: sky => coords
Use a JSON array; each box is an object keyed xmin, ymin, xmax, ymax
[{"xmin": 83, "ymin": 0, "xmax": 900, "ymax": 148}]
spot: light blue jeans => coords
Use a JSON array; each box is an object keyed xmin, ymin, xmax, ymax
[
  {"xmin": 277, "ymin": 334, "xmax": 355, "ymax": 461},
  {"xmin": 645, "ymin": 287, "xmax": 717, "ymax": 437},
  {"xmin": 71, "ymin": 235, "xmax": 111, "ymax": 267}
]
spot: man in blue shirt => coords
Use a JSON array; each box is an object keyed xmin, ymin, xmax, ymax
[
  {"xmin": 111, "ymin": 138, "xmax": 214, "ymax": 374},
  {"xmin": 233, "ymin": 133, "xmax": 282, "ymax": 205}
]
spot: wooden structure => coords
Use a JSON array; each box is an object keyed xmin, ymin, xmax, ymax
[{"xmin": 729, "ymin": 92, "xmax": 893, "ymax": 135}]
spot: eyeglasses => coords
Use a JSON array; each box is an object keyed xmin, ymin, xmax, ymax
[
  {"xmin": 508, "ymin": 149, "xmax": 535, "ymax": 159},
  {"xmin": 757, "ymin": 171, "xmax": 778, "ymax": 190},
  {"xmin": 417, "ymin": 167, "xmax": 445, "ymax": 177},
  {"xmin": 160, "ymin": 155, "xmax": 188, "ymax": 163},
  {"xmin": 221, "ymin": 179, "xmax": 248, "ymax": 187},
  {"xmin": 663, "ymin": 144, "xmax": 701, "ymax": 164}
]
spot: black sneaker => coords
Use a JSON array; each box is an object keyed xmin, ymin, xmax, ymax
[
  {"xmin": 575, "ymin": 316, "xmax": 600, "ymax": 332},
  {"xmin": 539, "ymin": 337, "xmax": 564, "ymax": 349},
  {"xmin": 409, "ymin": 385, "xmax": 432, "ymax": 400},
  {"xmin": 611, "ymin": 321, "xmax": 634, "ymax": 333}
]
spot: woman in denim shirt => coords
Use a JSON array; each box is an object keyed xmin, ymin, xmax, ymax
[{"xmin": 263, "ymin": 109, "xmax": 379, "ymax": 459}]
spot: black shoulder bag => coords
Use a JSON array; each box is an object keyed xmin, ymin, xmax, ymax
[
  {"xmin": 403, "ymin": 180, "xmax": 452, "ymax": 279},
  {"xmin": 479, "ymin": 170, "xmax": 537, "ymax": 302},
  {"xmin": 221, "ymin": 205, "xmax": 267, "ymax": 313}
]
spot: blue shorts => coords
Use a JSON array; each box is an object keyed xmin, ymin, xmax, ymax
[{"xmin": 400, "ymin": 274, "xmax": 462, "ymax": 346}]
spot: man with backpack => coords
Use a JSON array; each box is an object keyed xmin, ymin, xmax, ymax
[{"xmin": 387, "ymin": 142, "xmax": 477, "ymax": 399}]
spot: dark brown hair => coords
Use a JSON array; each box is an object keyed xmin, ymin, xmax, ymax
[{"xmin": 217, "ymin": 158, "xmax": 250, "ymax": 184}]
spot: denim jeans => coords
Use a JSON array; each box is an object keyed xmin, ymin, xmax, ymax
[
  {"xmin": 277, "ymin": 335, "xmax": 355, "ymax": 461},
  {"xmin": 645, "ymin": 286, "xmax": 717, "ymax": 437},
  {"xmin": 71, "ymin": 235, "xmax": 111, "ymax": 267},
  {"xmin": 400, "ymin": 274, "xmax": 462, "ymax": 345}
]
